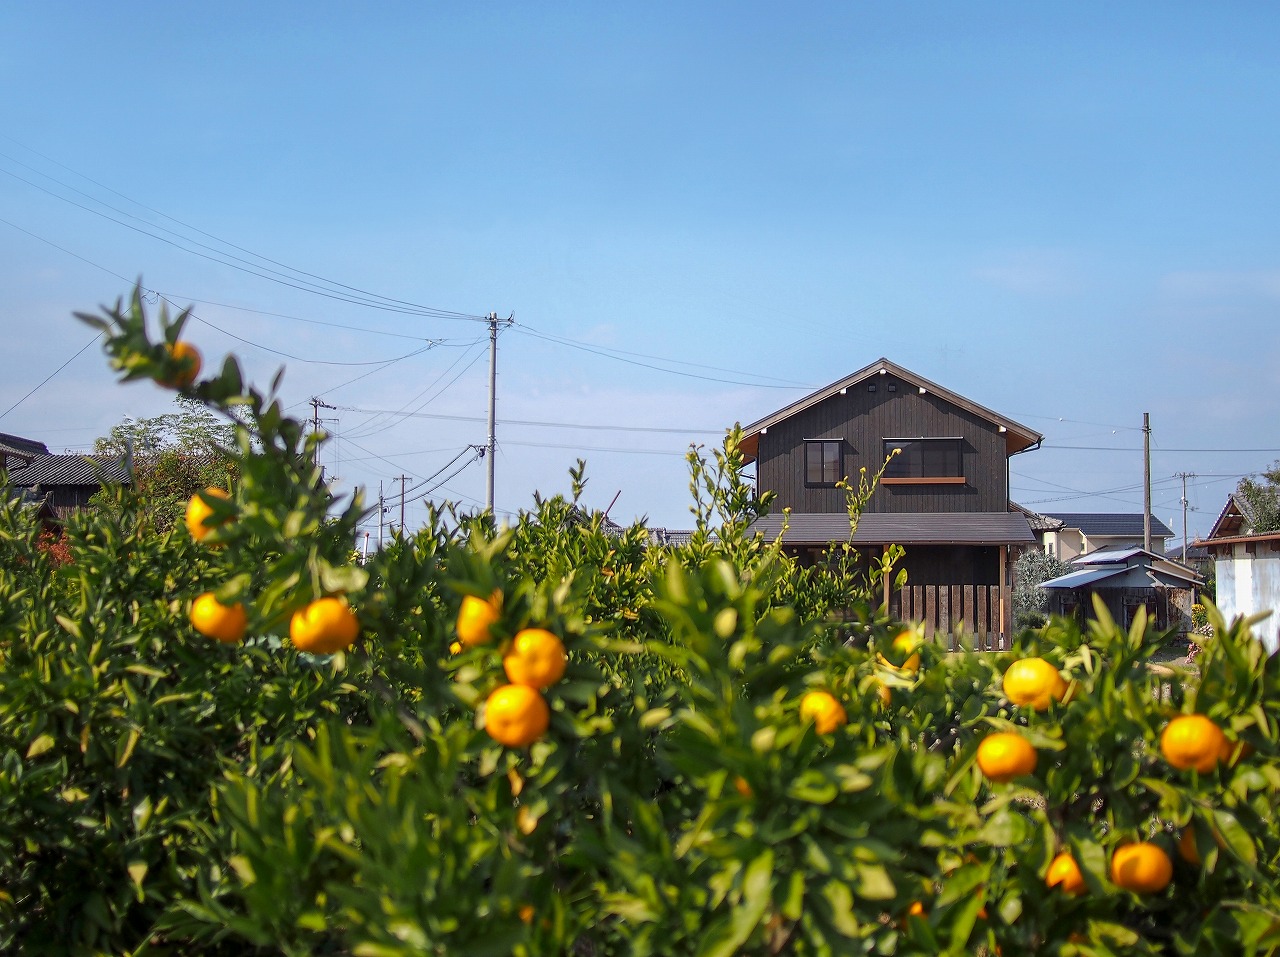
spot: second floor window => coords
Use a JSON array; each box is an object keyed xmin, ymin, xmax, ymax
[
  {"xmin": 805, "ymin": 440, "xmax": 843, "ymax": 487},
  {"xmin": 882, "ymin": 438, "xmax": 964, "ymax": 481}
]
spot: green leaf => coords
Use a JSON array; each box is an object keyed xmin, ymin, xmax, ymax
[{"xmin": 26, "ymin": 734, "xmax": 55, "ymax": 759}]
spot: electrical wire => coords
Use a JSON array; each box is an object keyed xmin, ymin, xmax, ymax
[
  {"xmin": 330, "ymin": 404, "xmax": 724, "ymax": 435},
  {"xmin": 0, "ymin": 144, "xmax": 485, "ymax": 321},
  {"xmin": 513, "ymin": 325, "xmax": 815, "ymax": 389},
  {"xmin": 344, "ymin": 343, "xmax": 489, "ymax": 439},
  {"xmin": 0, "ymin": 332, "xmax": 103, "ymax": 422}
]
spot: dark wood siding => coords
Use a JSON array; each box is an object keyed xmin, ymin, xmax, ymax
[{"xmin": 756, "ymin": 371, "xmax": 1009, "ymax": 514}]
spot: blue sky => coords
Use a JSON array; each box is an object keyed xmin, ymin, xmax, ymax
[{"xmin": 3, "ymin": 3, "xmax": 1279, "ymax": 541}]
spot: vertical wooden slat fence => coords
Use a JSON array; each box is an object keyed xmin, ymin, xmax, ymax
[{"xmin": 894, "ymin": 585, "xmax": 1007, "ymax": 651}]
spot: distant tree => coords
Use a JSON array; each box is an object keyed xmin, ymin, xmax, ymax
[
  {"xmin": 1013, "ymin": 548, "xmax": 1071, "ymax": 630},
  {"xmin": 1236, "ymin": 461, "xmax": 1280, "ymax": 534},
  {"xmin": 92, "ymin": 397, "xmax": 240, "ymax": 532}
]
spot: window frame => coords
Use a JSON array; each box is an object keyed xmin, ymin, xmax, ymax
[
  {"xmin": 880, "ymin": 437, "xmax": 966, "ymax": 485},
  {"xmin": 804, "ymin": 439, "xmax": 844, "ymax": 488}
]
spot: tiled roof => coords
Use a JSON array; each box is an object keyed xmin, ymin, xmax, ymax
[
  {"xmin": 750, "ymin": 511, "xmax": 1035, "ymax": 546},
  {"xmin": 7, "ymin": 454, "xmax": 130, "ymax": 487},
  {"xmin": 1010, "ymin": 502, "xmax": 1065, "ymax": 533},
  {"xmin": 1041, "ymin": 512, "xmax": 1175, "ymax": 538},
  {"xmin": 0, "ymin": 432, "xmax": 50, "ymax": 460}
]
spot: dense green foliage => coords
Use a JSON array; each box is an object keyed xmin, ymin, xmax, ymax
[
  {"xmin": 1013, "ymin": 549, "xmax": 1072, "ymax": 630},
  {"xmin": 1, "ymin": 289, "xmax": 1280, "ymax": 955}
]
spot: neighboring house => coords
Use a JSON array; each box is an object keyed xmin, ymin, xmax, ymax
[
  {"xmin": 1040, "ymin": 545, "xmax": 1202, "ymax": 634},
  {"xmin": 740, "ymin": 357, "xmax": 1043, "ymax": 643},
  {"xmin": 1195, "ymin": 494, "xmax": 1280, "ymax": 652},
  {"xmin": 0, "ymin": 431, "xmax": 50, "ymax": 474},
  {"xmin": 6, "ymin": 454, "xmax": 130, "ymax": 522},
  {"xmin": 1038, "ymin": 512, "xmax": 1175, "ymax": 561}
]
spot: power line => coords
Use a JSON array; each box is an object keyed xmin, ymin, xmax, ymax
[
  {"xmin": 513, "ymin": 325, "xmax": 815, "ymax": 389},
  {"xmin": 0, "ymin": 332, "xmax": 103, "ymax": 422},
  {"xmin": 0, "ymin": 144, "xmax": 485, "ymax": 321},
  {"xmin": 330, "ymin": 404, "xmax": 724, "ymax": 435}
]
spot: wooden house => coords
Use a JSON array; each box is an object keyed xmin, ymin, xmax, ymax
[
  {"xmin": 740, "ymin": 357, "xmax": 1043, "ymax": 643},
  {"xmin": 0, "ymin": 432, "xmax": 50, "ymax": 474},
  {"xmin": 6, "ymin": 454, "xmax": 130, "ymax": 523}
]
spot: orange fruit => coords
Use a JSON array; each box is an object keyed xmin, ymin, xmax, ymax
[
  {"xmin": 185, "ymin": 488, "xmax": 230, "ymax": 541},
  {"xmin": 1160, "ymin": 714, "xmax": 1227, "ymax": 774},
  {"xmin": 159, "ymin": 341, "xmax": 202, "ymax": 388},
  {"xmin": 503, "ymin": 628, "xmax": 567, "ymax": 689},
  {"xmin": 1177, "ymin": 829, "xmax": 1201, "ymax": 865},
  {"xmin": 1110, "ymin": 843, "xmax": 1172, "ymax": 894},
  {"xmin": 878, "ymin": 629, "xmax": 922, "ymax": 673},
  {"xmin": 1045, "ymin": 852, "xmax": 1086, "ymax": 895},
  {"xmin": 976, "ymin": 732, "xmax": 1037, "ymax": 783},
  {"xmin": 1002, "ymin": 657, "xmax": 1068, "ymax": 711},
  {"xmin": 456, "ymin": 591, "xmax": 502, "ymax": 647},
  {"xmin": 189, "ymin": 592, "xmax": 247, "ymax": 643},
  {"xmin": 290, "ymin": 596, "xmax": 360, "ymax": 654},
  {"xmin": 800, "ymin": 690, "xmax": 847, "ymax": 735},
  {"xmin": 733, "ymin": 776, "xmax": 753, "ymax": 798},
  {"xmin": 484, "ymin": 684, "xmax": 550, "ymax": 748}
]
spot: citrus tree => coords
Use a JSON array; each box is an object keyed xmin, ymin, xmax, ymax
[{"xmin": 1, "ymin": 287, "xmax": 1279, "ymax": 955}]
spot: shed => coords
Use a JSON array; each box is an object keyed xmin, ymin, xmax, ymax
[{"xmin": 1040, "ymin": 546, "xmax": 1202, "ymax": 633}]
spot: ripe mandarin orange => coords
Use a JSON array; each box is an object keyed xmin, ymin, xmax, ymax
[
  {"xmin": 503, "ymin": 627, "xmax": 567, "ymax": 689},
  {"xmin": 185, "ymin": 487, "xmax": 230, "ymax": 541},
  {"xmin": 456, "ymin": 591, "xmax": 502, "ymax": 647},
  {"xmin": 159, "ymin": 341, "xmax": 202, "ymax": 388},
  {"xmin": 976, "ymin": 732, "xmax": 1037, "ymax": 783},
  {"xmin": 290, "ymin": 596, "xmax": 360, "ymax": 654},
  {"xmin": 1110, "ymin": 843, "xmax": 1172, "ymax": 894},
  {"xmin": 484, "ymin": 684, "xmax": 550, "ymax": 748},
  {"xmin": 189, "ymin": 592, "xmax": 247, "ymax": 643},
  {"xmin": 1160, "ymin": 714, "xmax": 1227, "ymax": 774},
  {"xmin": 1002, "ymin": 657, "xmax": 1068, "ymax": 711},
  {"xmin": 800, "ymin": 690, "xmax": 847, "ymax": 735},
  {"xmin": 1045, "ymin": 852, "xmax": 1086, "ymax": 895}
]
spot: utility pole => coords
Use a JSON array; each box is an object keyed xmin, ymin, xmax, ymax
[
  {"xmin": 1176, "ymin": 471, "xmax": 1196, "ymax": 563},
  {"xmin": 485, "ymin": 311, "xmax": 514, "ymax": 515},
  {"xmin": 378, "ymin": 480, "xmax": 385, "ymax": 549},
  {"xmin": 309, "ymin": 396, "xmax": 336, "ymax": 471},
  {"xmin": 1143, "ymin": 412, "xmax": 1152, "ymax": 552},
  {"xmin": 396, "ymin": 475, "xmax": 410, "ymax": 533}
]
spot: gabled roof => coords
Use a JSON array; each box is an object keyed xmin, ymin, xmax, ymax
[
  {"xmin": 1203, "ymin": 494, "xmax": 1254, "ymax": 540},
  {"xmin": 1042, "ymin": 545, "xmax": 1202, "ymax": 590},
  {"xmin": 0, "ymin": 432, "xmax": 50, "ymax": 461},
  {"xmin": 737, "ymin": 357, "xmax": 1042, "ymax": 463},
  {"xmin": 1042, "ymin": 512, "xmax": 1175, "ymax": 539},
  {"xmin": 7, "ymin": 454, "xmax": 130, "ymax": 487}
]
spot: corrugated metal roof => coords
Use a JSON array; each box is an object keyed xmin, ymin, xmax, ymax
[
  {"xmin": 7, "ymin": 454, "xmax": 130, "ymax": 487},
  {"xmin": 750, "ymin": 511, "xmax": 1035, "ymax": 546},
  {"xmin": 1041, "ymin": 512, "xmax": 1176, "ymax": 538},
  {"xmin": 0, "ymin": 432, "xmax": 50, "ymax": 459},
  {"xmin": 1041, "ymin": 567, "xmax": 1124, "ymax": 589}
]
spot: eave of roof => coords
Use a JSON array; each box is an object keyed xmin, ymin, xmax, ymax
[
  {"xmin": 1196, "ymin": 531, "xmax": 1280, "ymax": 548},
  {"xmin": 7, "ymin": 454, "xmax": 130, "ymax": 487},
  {"xmin": 749, "ymin": 511, "xmax": 1035, "ymax": 546},
  {"xmin": 737, "ymin": 357, "xmax": 1043, "ymax": 463}
]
